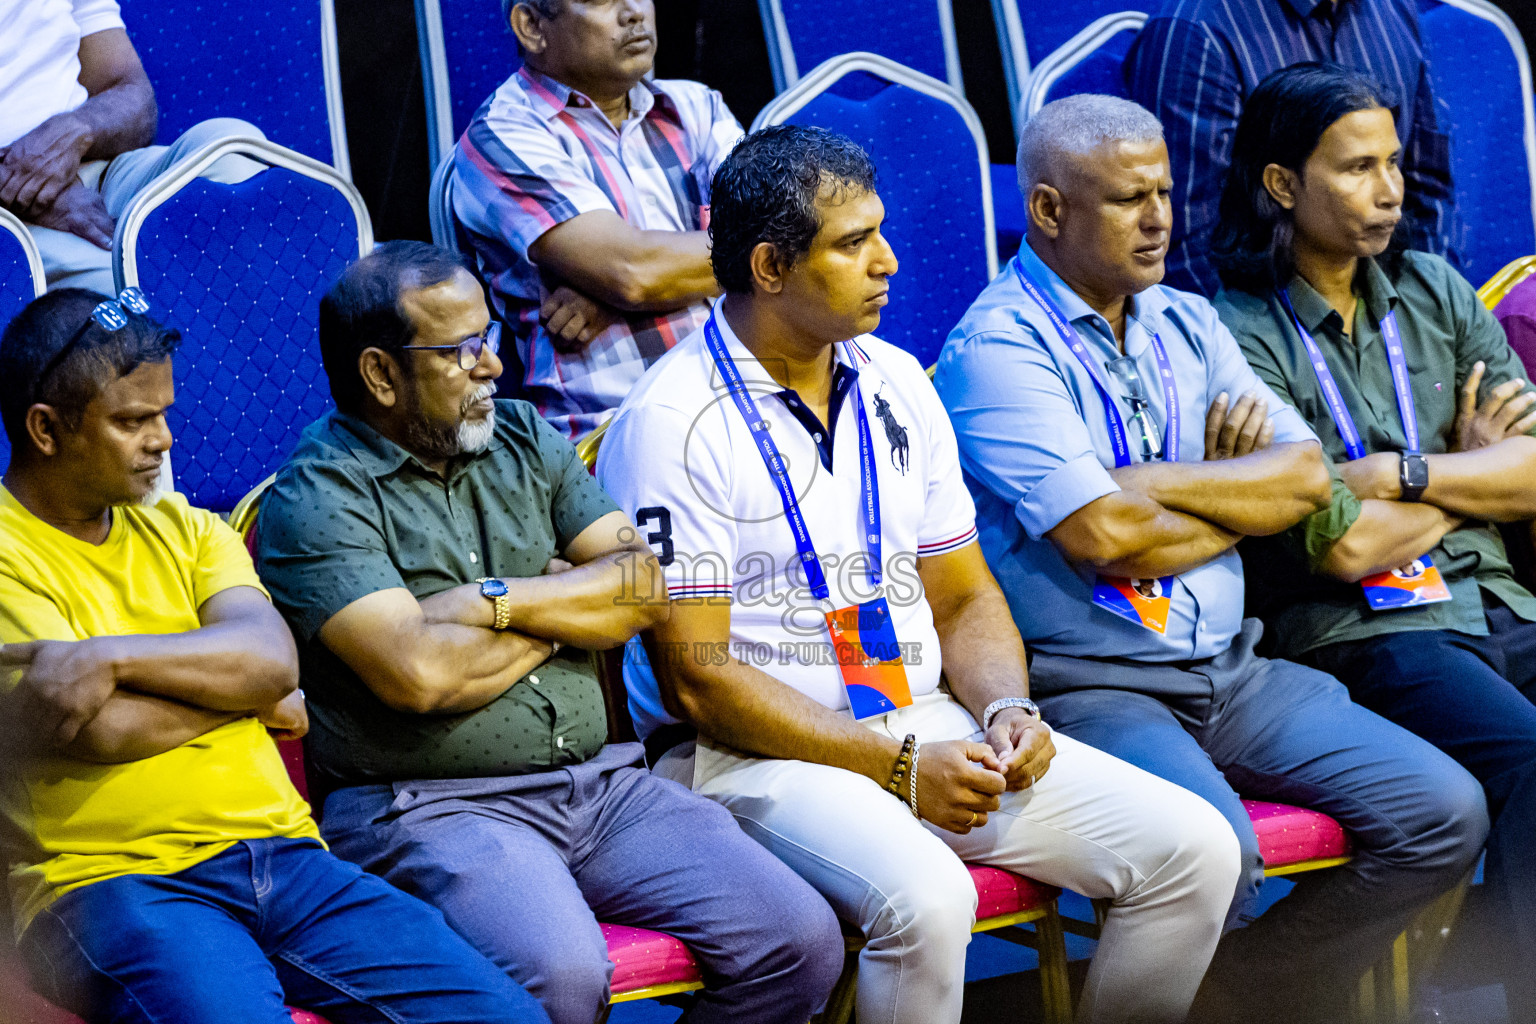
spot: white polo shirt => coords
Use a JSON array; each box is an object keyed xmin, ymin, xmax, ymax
[{"xmin": 598, "ymin": 309, "xmax": 978, "ymax": 741}]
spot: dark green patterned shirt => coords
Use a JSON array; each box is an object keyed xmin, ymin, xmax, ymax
[
  {"xmin": 1216, "ymin": 252, "xmax": 1536, "ymax": 656},
  {"xmin": 256, "ymin": 401, "xmax": 618, "ymax": 788}
]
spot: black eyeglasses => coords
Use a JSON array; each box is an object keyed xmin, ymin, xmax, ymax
[
  {"xmin": 402, "ymin": 321, "xmax": 501, "ymax": 371},
  {"xmin": 1105, "ymin": 355, "xmax": 1164, "ymax": 462},
  {"xmin": 33, "ymin": 287, "xmax": 152, "ymax": 399}
]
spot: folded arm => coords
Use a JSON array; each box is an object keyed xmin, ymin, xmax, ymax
[
  {"xmin": 416, "ymin": 511, "xmax": 668, "ymax": 649},
  {"xmin": 529, "ymin": 211, "xmax": 719, "ymax": 312},
  {"xmin": 1316, "ymin": 499, "xmax": 1463, "ymax": 582},
  {"xmin": 1109, "ymin": 441, "xmax": 1332, "ymax": 536},
  {"xmin": 1340, "ymin": 438, "xmax": 1536, "ymax": 522},
  {"xmin": 1046, "ymin": 490, "xmax": 1242, "ymax": 579},
  {"xmin": 62, "ymin": 692, "xmax": 242, "ymax": 764}
]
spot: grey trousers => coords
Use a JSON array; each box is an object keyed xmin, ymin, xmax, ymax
[
  {"xmin": 320, "ymin": 744, "xmax": 843, "ymax": 1024},
  {"xmin": 1032, "ymin": 620, "xmax": 1490, "ymax": 1023}
]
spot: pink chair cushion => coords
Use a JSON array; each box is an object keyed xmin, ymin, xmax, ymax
[
  {"xmin": 602, "ymin": 922, "xmax": 703, "ymax": 995},
  {"xmin": 967, "ymin": 864, "xmax": 1061, "ymax": 921},
  {"xmin": 1243, "ymin": 799, "xmax": 1352, "ymax": 868},
  {"xmin": 278, "ymin": 738, "xmax": 310, "ymax": 803}
]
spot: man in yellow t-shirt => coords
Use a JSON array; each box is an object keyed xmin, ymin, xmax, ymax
[{"xmin": 0, "ymin": 289, "xmax": 548, "ymax": 1024}]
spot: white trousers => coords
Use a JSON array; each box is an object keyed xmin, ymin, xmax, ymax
[{"xmin": 663, "ymin": 692, "xmax": 1241, "ymax": 1024}]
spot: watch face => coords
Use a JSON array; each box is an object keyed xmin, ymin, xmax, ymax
[
  {"xmin": 1405, "ymin": 456, "xmax": 1429, "ymax": 488},
  {"xmin": 481, "ymin": 578, "xmax": 509, "ymax": 598}
]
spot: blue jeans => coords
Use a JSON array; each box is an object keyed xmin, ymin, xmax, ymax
[
  {"xmin": 1308, "ymin": 597, "xmax": 1536, "ymax": 1022},
  {"xmin": 19, "ymin": 837, "xmax": 549, "ymax": 1024},
  {"xmin": 1032, "ymin": 620, "xmax": 1488, "ymax": 1024},
  {"xmin": 322, "ymin": 744, "xmax": 844, "ymax": 1024}
]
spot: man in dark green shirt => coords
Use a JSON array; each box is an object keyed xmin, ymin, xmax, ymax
[
  {"xmin": 1212, "ymin": 63, "xmax": 1536, "ymax": 1019},
  {"xmin": 256, "ymin": 241, "xmax": 841, "ymax": 1024}
]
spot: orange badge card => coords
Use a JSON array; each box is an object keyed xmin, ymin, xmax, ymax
[
  {"xmin": 1092, "ymin": 575, "xmax": 1175, "ymax": 634},
  {"xmin": 825, "ymin": 598, "xmax": 914, "ymax": 719},
  {"xmin": 1362, "ymin": 556, "xmax": 1453, "ymax": 611}
]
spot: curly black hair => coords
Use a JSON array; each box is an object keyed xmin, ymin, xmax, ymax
[{"xmin": 709, "ymin": 124, "xmax": 878, "ymax": 296}]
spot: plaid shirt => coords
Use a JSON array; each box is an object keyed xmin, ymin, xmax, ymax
[
  {"xmin": 1125, "ymin": 0, "xmax": 1459, "ymax": 298},
  {"xmin": 453, "ymin": 67, "xmax": 744, "ymax": 438}
]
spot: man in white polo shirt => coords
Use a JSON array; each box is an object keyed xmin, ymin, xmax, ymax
[{"xmin": 597, "ymin": 124, "xmax": 1242, "ymax": 1024}]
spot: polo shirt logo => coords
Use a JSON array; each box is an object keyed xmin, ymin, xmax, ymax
[{"xmin": 872, "ymin": 386, "xmax": 910, "ymax": 476}]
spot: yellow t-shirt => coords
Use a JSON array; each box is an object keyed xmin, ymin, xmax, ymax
[{"xmin": 0, "ymin": 487, "xmax": 320, "ymax": 933}]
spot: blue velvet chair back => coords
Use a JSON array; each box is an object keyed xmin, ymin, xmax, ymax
[
  {"xmin": 0, "ymin": 212, "xmax": 45, "ymax": 472},
  {"xmin": 114, "ymin": 141, "xmax": 371, "ymax": 513},
  {"xmin": 758, "ymin": 0, "xmax": 961, "ymax": 94},
  {"xmin": 417, "ymin": 0, "xmax": 523, "ymax": 170},
  {"xmin": 1418, "ymin": 0, "xmax": 1536, "ymax": 286},
  {"xmin": 1021, "ymin": 13, "xmax": 1145, "ymax": 120},
  {"xmin": 119, "ymin": 0, "xmax": 348, "ymax": 177},
  {"xmin": 753, "ymin": 55, "xmax": 995, "ymax": 369}
]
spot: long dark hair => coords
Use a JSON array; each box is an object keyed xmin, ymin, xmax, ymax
[{"xmin": 1212, "ymin": 62, "xmax": 1412, "ymax": 295}]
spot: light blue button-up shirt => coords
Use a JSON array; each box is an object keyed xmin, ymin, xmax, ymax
[{"xmin": 935, "ymin": 244, "xmax": 1318, "ymax": 670}]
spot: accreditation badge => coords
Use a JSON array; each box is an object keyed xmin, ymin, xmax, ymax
[
  {"xmin": 1092, "ymin": 575, "xmax": 1175, "ymax": 634},
  {"xmin": 1362, "ymin": 556, "xmax": 1453, "ymax": 611},
  {"xmin": 825, "ymin": 597, "xmax": 914, "ymax": 719}
]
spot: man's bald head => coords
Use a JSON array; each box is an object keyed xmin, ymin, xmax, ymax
[{"xmin": 1017, "ymin": 94, "xmax": 1164, "ymax": 198}]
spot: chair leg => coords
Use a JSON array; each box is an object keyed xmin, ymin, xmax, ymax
[{"xmin": 1035, "ymin": 905, "xmax": 1074, "ymax": 1024}]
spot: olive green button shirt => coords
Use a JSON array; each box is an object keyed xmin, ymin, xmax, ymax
[
  {"xmin": 1215, "ymin": 252, "xmax": 1536, "ymax": 657},
  {"xmin": 256, "ymin": 400, "xmax": 619, "ymax": 788}
]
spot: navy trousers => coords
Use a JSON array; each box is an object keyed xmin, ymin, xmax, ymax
[
  {"xmin": 20, "ymin": 837, "xmax": 547, "ymax": 1024},
  {"xmin": 321, "ymin": 744, "xmax": 844, "ymax": 1024},
  {"xmin": 1033, "ymin": 621, "xmax": 1488, "ymax": 1024},
  {"xmin": 1308, "ymin": 597, "xmax": 1536, "ymax": 1023}
]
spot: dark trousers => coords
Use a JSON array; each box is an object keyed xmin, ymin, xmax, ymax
[
  {"xmin": 1033, "ymin": 621, "xmax": 1489, "ymax": 1024},
  {"xmin": 19, "ymin": 837, "xmax": 547, "ymax": 1024},
  {"xmin": 321, "ymin": 744, "xmax": 843, "ymax": 1024},
  {"xmin": 1309, "ymin": 597, "xmax": 1536, "ymax": 1022}
]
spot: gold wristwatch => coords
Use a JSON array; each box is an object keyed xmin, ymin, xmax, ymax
[{"xmin": 475, "ymin": 577, "xmax": 511, "ymax": 631}]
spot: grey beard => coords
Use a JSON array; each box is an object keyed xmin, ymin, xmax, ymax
[{"xmin": 403, "ymin": 384, "xmax": 497, "ymax": 461}]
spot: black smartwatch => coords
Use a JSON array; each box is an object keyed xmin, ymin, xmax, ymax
[{"xmin": 1399, "ymin": 453, "xmax": 1429, "ymax": 502}]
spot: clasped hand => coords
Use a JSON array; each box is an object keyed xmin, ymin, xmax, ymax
[{"xmin": 915, "ymin": 710, "xmax": 1055, "ymax": 834}]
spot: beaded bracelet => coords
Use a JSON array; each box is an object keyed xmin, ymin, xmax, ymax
[
  {"xmin": 907, "ymin": 741, "xmax": 921, "ymax": 818},
  {"xmin": 888, "ymin": 733, "xmax": 916, "ymax": 798}
]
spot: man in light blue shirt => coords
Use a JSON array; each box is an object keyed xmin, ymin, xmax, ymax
[{"xmin": 936, "ymin": 94, "xmax": 1486, "ymax": 1024}]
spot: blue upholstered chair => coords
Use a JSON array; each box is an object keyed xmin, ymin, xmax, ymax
[
  {"xmin": 752, "ymin": 53, "xmax": 996, "ymax": 369},
  {"xmin": 756, "ymin": 0, "xmax": 961, "ymax": 95},
  {"xmin": 118, "ymin": 0, "xmax": 351, "ymax": 178},
  {"xmin": 1019, "ymin": 12, "xmax": 1147, "ymax": 122},
  {"xmin": 111, "ymin": 138, "xmax": 372, "ymax": 513},
  {"xmin": 0, "ymin": 209, "xmax": 46, "ymax": 472},
  {"xmin": 415, "ymin": 0, "xmax": 523, "ymax": 173},
  {"xmin": 989, "ymin": 0, "xmax": 1143, "ymax": 134},
  {"xmin": 1418, "ymin": 0, "xmax": 1536, "ymax": 286}
]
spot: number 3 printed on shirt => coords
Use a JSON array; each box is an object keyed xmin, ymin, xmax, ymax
[{"xmin": 635, "ymin": 506, "xmax": 674, "ymax": 566}]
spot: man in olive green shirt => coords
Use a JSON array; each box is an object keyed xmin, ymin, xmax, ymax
[
  {"xmin": 1211, "ymin": 61, "xmax": 1536, "ymax": 1020},
  {"xmin": 256, "ymin": 242, "xmax": 841, "ymax": 1024}
]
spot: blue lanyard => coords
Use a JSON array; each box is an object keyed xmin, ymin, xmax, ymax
[
  {"xmin": 1014, "ymin": 262, "xmax": 1180, "ymax": 468},
  {"xmin": 703, "ymin": 311, "xmax": 881, "ymax": 602},
  {"xmin": 1278, "ymin": 290, "xmax": 1418, "ymax": 458}
]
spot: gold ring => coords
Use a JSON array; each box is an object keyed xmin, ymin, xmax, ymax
[{"xmin": 966, "ymin": 810, "xmax": 978, "ymax": 827}]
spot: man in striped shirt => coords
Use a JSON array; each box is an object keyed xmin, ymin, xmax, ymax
[
  {"xmin": 1125, "ymin": 0, "xmax": 1458, "ymax": 297},
  {"xmin": 453, "ymin": 0, "xmax": 743, "ymax": 438}
]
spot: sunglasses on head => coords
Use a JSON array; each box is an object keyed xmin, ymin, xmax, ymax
[{"xmin": 32, "ymin": 288, "xmax": 153, "ymax": 400}]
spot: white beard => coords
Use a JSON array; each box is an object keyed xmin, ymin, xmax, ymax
[{"xmin": 457, "ymin": 383, "xmax": 498, "ymax": 453}]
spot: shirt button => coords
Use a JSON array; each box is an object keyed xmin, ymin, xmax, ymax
[
  {"xmin": 556, "ymin": 736, "xmax": 565, "ymax": 748},
  {"xmin": 469, "ymin": 552, "xmax": 478, "ymax": 563},
  {"xmin": 1198, "ymin": 622, "xmax": 1207, "ymax": 632},
  {"xmin": 529, "ymin": 675, "xmax": 540, "ymax": 686},
  {"xmin": 813, "ymin": 432, "xmax": 823, "ymax": 442}
]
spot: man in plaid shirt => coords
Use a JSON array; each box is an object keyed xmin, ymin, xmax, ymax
[{"xmin": 453, "ymin": 0, "xmax": 743, "ymax": 438}]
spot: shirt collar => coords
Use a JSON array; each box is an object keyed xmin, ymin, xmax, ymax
[
  {"xmin": 1015, "ymin": 242, "xmax": 1171, "ymax": 357},
  {"xmin": 516, "ymin": 66, "xmax": 659, "ymax": 125},
  {"xmin": 325, "ymin": 407, "xmax": 503, "ymax": 480},
  {"xmin": 1285, "ymin": 257, "xmax": 1399, "ymax": 337}
]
